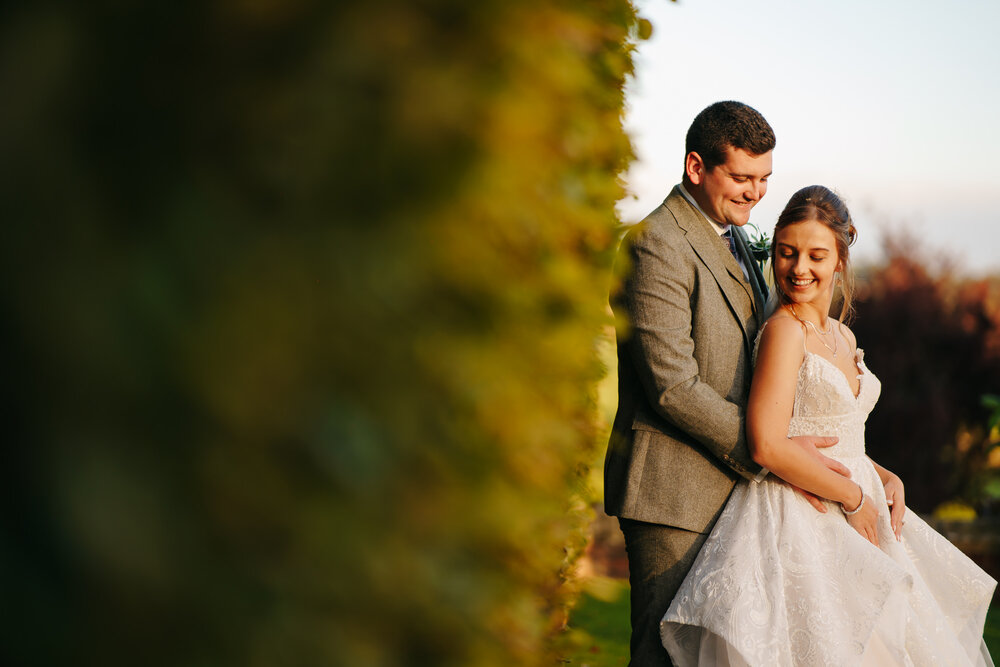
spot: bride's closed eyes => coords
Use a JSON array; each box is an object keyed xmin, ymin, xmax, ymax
[{"xmin": 775, "ymin": 245, "xmax": 832, "ymax": 263}]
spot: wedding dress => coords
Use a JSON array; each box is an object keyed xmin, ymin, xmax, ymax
[{"xmin": 660, "ymin": 342, "xmax": 997, "ymax": 666}]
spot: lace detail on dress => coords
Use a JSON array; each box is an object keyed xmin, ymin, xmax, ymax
[
  {"xmin": 787, "ymin": 349, "xmax": 879, "ymax": 460},
  {"xmin": 753, "ymin": 321, "xmax": 879, "ymax": 459},
  {"xmin": 661, "ymin": 340, "xmax": 997, "ymax": 667}
]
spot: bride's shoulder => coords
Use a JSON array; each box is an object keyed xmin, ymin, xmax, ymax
[
  {"xmin": 760, "ymin": 310, "xmax": 804, "ymax": 342},
  {"xmin": 755, "ymin": 311, "xmax": 806, "ymax": 363},
  {"xmin": 835, "ymin": 320, "xmax": 858, "ymax": 349}
]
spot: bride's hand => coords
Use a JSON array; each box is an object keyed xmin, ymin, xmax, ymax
[
  {"xmin": 844, "ymin": 491, "xmax": 880, "ymax": 547},
  {"xmin": 883, "ymin": 473, "xmax": 905, "ymax": 541}
]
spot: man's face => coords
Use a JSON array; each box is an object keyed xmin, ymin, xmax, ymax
[{"xmin": 686, "ymin": 147, "xmax": 772, "ymax": 227}]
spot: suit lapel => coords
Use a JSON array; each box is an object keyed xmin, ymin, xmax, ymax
[
  {"xmin": 730, "ymin": 225, "xmax": 768, "ymax": 314},
  {"xmin": 666, "ymin": 188, "xmax": 756, "ymax": 354}
]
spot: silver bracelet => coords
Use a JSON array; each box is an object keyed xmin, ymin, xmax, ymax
[{"xmin": 842, "ymin": 485, "xmax": 865, "ymax": 516}]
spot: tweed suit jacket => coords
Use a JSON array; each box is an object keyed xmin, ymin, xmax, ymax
[{"xmin": 604, "ymin": 185, "xmax": 769, "ymax": 534}]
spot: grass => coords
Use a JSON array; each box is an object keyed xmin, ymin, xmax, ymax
[
  {"xmin": 564, "ymin": 577, "xmax": 1000, "ymax": 666},
  {"xmin": 987, "ymin": 605, "xmax": 1000, "ymax": 659},
  {"xmin": 561, "ymin": 577, "xmax": 631, "ymax": 666}
]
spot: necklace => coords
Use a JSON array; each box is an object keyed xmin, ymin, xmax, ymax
[{"xmin": 789, "ymin": 305, "xmax": 838, "ymax": 358}]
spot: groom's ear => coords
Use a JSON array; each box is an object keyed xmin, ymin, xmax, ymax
[{"xmin": 685, "ymin": 151, "xmax": 706, "ymax": 185}]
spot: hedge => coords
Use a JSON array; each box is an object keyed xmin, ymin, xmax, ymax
[{"xmin": 0, "ymin": 2, "xmax": 639, "ymax": 665}]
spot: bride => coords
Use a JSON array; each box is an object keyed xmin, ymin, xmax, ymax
[{"xmin": 660, "ymin": 185, "xmax": 996, "ymax": 666}]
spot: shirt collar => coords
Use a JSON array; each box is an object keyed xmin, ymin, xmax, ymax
[{"xmin": 678, "ymin": 183, "xmax": 729, "ymax": 237}]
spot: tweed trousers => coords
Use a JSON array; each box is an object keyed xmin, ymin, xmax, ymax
[{"xmin": 618, "ymin": 518, "xmax": 709, "ymax": 667}]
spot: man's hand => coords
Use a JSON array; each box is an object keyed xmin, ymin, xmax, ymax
[{"xmin": 787, "ymin": 435, "xmax": 847, "ymax": 513}]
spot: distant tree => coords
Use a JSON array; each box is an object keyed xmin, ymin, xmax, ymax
[{"xmin": 853, "ymin": 239, "xmax": 1000, "ymax": 514}]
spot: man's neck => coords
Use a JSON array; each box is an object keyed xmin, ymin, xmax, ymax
[{"xmin": 678, "ymin": 183, "xmax": 728, "ymax": 235}]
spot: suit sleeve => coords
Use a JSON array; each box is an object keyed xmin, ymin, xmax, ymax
[{"xmin": 620, "ymin": 223, "xmax": 762, "ymax": 480}]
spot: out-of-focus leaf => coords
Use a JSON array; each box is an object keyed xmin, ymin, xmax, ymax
[{"xmin": 0, "ymin": 1, "xmax": 641, "ymax": 665}]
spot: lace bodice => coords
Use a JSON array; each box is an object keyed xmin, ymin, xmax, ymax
[
  {"xmin": 787, "ymin": 349, "xmax": 881, "ymax": 460},
  {"xmin": 752, "ymin": 321, "xmax": 882, "ymax": 460}
]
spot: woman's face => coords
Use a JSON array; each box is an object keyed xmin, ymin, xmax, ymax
[{"xmin": 773, "ymin": 219, "xmax": 842, "ymax": 308}]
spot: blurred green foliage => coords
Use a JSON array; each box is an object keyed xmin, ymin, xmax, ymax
[
  {"xmin": 977, "ymin": 394, "xmax": 1000, "ymax": 507},
  {"xmin": 984, "ymin": 395, "xmax": 1000, "ymax": 434},
  {"xmin": 0, "ymin": 1, "xmax": 638, "ymax": 665}
]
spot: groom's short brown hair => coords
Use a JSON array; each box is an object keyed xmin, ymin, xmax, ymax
[{"xmin": 685, "ymin": 101, "xmax": 775, "ymax": 170}]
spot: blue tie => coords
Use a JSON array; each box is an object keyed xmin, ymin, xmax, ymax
[
  {"xmin": 723, "ymin": 229, "xmax": 750, "ymax": 281},
  {"xmin": 722, "ymin": 229, "xmax": 740, "ymax": 264}
]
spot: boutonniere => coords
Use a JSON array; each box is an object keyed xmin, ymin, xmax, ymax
[{"xmin": 745, "ymin": 222, "xmax": 772, "ymax": 274}]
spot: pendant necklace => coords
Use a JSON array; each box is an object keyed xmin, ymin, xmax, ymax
[{"xmin": 790, "ymin": 305, "xmax": 838, "ymax": 358}]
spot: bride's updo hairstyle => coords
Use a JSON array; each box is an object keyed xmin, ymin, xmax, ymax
[{"xmin": 771, "ymin": 185, "xmax": 858, "ymax": 322}]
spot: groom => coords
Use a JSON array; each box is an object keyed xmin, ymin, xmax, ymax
[{"xmin": 604, "ymin": 101, "xmax": 842, "ymax": 666}]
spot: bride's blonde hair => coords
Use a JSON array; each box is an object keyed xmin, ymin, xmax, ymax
[{"xmin": 771, "ymin": 185, "xmax": 858, "ymax": 322}]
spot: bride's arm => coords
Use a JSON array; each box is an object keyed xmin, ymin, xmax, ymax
[
  {"xmin": 748, "ymin": 316, "xmax": 880, "ymax": 545},
  {"xmin": 870, "ymin": 458, "xmax": 905, "ymax": 541}
]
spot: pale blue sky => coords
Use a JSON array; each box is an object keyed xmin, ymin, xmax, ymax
[{"xmin": 619, "ymin": 0, "xmax": 1000, "ymax": 274}]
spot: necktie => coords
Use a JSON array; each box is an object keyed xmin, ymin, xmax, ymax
[
  {"xmin": 722, "ymin": 229, "xmax": 741, "ymax": 264},
  {"xmin": 723, "ymin": 229, "xmax": 750, "ymax": 282}
]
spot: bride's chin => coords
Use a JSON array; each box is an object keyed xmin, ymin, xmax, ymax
[
  {"xmin": 779, "ymin": 293, "xmax": 818, "ymax": 310},
  {"xmin": 778, "ymin": 288, "xmax": 807, "ymax": 302}
]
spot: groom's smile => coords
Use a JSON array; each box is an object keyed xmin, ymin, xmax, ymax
[{"xmin": 687, "ymin": 146, "xmax": 772, "ymax": 228}]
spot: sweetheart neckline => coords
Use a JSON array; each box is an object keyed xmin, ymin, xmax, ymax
[{"xmin": 803, "ymin": 349, "xmax": 864, "ymax": 401}]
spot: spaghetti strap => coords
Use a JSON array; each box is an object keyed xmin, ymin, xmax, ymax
[
  {"xmin": 783, "ymin": 305, "xmax": 815, "ymax": 356},
  {"xmin": 751, "ymin": 320, "xmax": 768, "ymax": 367},
  {"xmin": 753, "ymin": 316, "xmax": 809, "ymax": 367}
]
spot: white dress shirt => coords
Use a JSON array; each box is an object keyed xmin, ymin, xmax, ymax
[{"xmin": 678, "ymin": 183, "xmax": 750, "ymax": 281}]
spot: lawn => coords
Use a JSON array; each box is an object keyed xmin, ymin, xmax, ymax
[
  {"xmin": 561, "ymin": 577, "xmax": 630, "ymax": 666},
  {"xmin": 564, "ymin": 576, "xmax": 1000, "ymax": 666}
]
